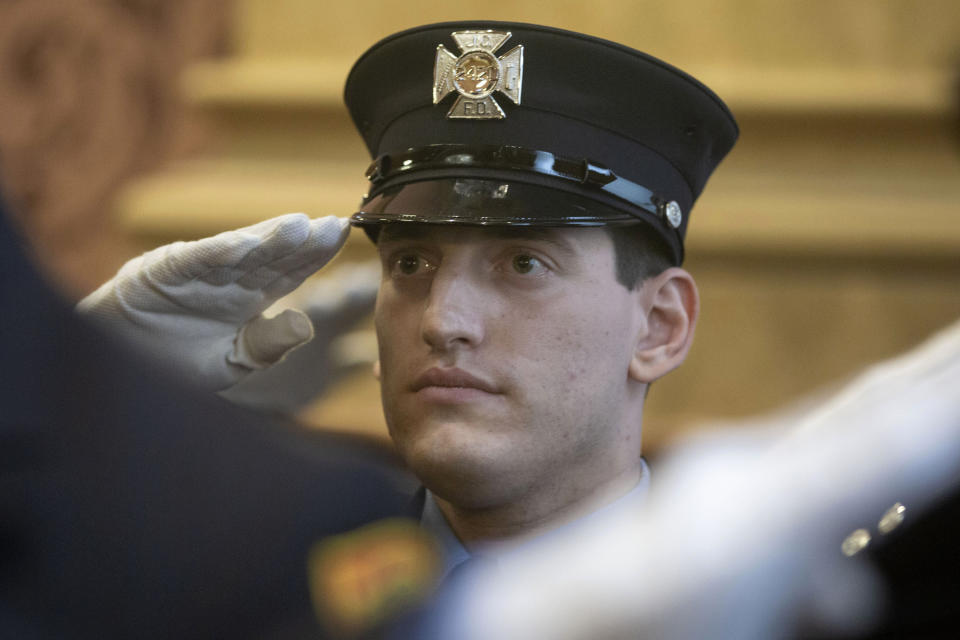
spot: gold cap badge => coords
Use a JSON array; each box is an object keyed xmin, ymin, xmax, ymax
[{"xmin": 433, "ymin": 30, "xmax": 524, "ymax": 119}]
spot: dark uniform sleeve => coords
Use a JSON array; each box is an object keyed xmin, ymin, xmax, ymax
[
  {"xmin": 0, "ymin": 196, "xmax": 422, "ymax": 639},
  {"xmin": 850, "ymin": 488, "xmax": 960, "ymax": 639}
]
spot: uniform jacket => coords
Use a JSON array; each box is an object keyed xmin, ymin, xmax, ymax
[{"xmin": 0, "ymin": 198, "xmax": 418, "ymax": 639}]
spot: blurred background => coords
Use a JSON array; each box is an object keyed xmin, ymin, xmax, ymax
[{"xmin": 2, "ymin": 0, "xmax": 958, "ymax": 454}]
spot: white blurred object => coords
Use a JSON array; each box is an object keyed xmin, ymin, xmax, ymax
[
  {"xmin": 451, "ymin": 318, "xmax": 960, "ymax": 640},
  {"xmin": 77, "ymin": 214, "xmax": 350, "ymax": 391}
]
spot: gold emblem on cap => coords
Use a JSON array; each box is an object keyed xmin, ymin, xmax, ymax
[{"xmin": 434, "ymin": 30, "xmax": 523, "ymax": 119}]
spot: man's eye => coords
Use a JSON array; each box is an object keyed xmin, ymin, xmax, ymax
[
  {"xmin": 392, "ymin": 254, "xmax": 432, "ymax": 276},
  {"xmin": 511, "ymin": 254, "xmax": 545, "ymax": 275}
]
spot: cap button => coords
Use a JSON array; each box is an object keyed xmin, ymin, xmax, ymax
[
  {"xmin": 878, "ymin": 502, "xmax": 906, "ymax": 535},
  {"xmin": 665, "ymin": 201, "xmax": 682, "ymax": 229},
  {"xmin": 841, "ymin": 528, "xmax": 872, "ymax": 556}
]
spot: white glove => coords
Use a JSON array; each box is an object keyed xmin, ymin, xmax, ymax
[
  {"xmin": 220, "ymin": 260, "xmax": 381, "ymax": 411},
  {"xmin": 78, "ymin": 213, "xmax": 350, "ymax": 391}
]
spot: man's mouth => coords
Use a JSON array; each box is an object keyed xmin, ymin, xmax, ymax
[{"xmin": 411, "ymin": 367, "xmax": 501, "ymax": 401}]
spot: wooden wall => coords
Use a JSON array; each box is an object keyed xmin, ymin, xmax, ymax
[{"xmin": 0, "ymin": 0, "xmax": 232, "ymax": 293}]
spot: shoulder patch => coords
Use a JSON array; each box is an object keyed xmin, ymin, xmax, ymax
[{"xmin": 307, "ymin": 518, "xmax": 441, "ymax": 636}]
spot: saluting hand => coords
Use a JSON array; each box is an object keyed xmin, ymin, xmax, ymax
[{"xmin": 77, "ymin": 213, "xmax": 350, "ymax": 391}]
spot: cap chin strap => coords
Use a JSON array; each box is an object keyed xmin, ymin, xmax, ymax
[{"xmin": 363, "ymin": 144, "xmax": 680, "ymax": 228}]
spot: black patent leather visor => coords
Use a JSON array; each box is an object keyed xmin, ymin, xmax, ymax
[
  {"xmin": 352, "ymin": 178, "xmax": 643, "ymax": 227},
  {"xmin": 349, "ymin": 144, "xmax": 686, "ymax": 262}
]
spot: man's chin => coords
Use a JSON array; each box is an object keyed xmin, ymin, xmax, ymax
[{"xmin": 393, "ymin": 420, "xmax": 526, "ymax": 507}]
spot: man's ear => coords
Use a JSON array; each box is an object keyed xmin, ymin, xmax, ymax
[
  {"xmin": 372, "ymin": 360, "xmax": 381, "ymax": 380},
  {"xmin": 628, "ymin": 267, "xmax": 699, "ymax": 383}
]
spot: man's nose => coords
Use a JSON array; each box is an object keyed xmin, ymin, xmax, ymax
[{"xmin": 420, "ymin": 268, "xmax": 485, "ymax": 352}]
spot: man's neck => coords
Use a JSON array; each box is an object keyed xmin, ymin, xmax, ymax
[{"xmin": 433, "ymin": 462, "xmax": 645, "ymax": 548}]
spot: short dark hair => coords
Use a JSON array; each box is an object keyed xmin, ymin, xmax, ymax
[{"xmin": 606, "ymin": 224, "xmax": 675, "ymax": 290}]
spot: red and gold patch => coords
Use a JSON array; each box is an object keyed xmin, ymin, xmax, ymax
[{"xmin": 307, "ymin": 518, "xmax": 440, "ymax": 636}]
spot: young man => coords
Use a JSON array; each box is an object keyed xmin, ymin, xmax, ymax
[
  {"xmin": 81, "ymin": 21, "xmax": 737, "ymax": 572},
  {"xmin": 343, "ymin": 21, "xmax": 736, "ymax": 557}
]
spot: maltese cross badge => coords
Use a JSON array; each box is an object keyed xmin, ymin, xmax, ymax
[{"xmin": 433, "ymin": 30, "xmax": 524, "ymax": 119}]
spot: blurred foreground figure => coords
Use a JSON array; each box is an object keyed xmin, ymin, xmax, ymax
[
  {"xmin": 436, "ymin": 318, "xmax": 960, "ymax": 640},
  {"xmin": 0, "ymin": 195, "xmax": 436, "ymax": 639}
]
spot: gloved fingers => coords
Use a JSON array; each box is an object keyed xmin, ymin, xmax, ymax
[
  {"xmin": 272, "ymin": 216, "xmax": 350, "ymax": 275},
  {"xmin": 206, "ymin": 213, "xmax": 318, "ymax": 286},
  {"xmin": 230, "ymin": 308, "xmax": 315, "ymax": 369},
  {"xmin": 259, "ymin": 254, "xmax": 339, "ymax": 302},
  {"xmin": 248, "ymin": 216, "xmax": 351, "ymax": 299},
  {"xmin": 145, "ymin": 213, "xmax": 313, "ymax": 287}
]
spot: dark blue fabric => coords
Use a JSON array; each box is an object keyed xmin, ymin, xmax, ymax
[{"xmin": 0, "ymin": 195, "xmax": 418, "ymax": 639}]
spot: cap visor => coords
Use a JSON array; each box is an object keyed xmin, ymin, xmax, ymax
[{"xmin": 351, "ymin": 178, "xmax": 643, "ymax": 227}]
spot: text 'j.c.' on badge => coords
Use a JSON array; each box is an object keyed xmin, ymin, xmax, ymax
[{"xmin": 433, "ymin": 30, "xmax": 523, "ymax": 119}]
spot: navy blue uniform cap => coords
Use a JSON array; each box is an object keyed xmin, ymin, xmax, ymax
[{"xmin": 345, "ymin": 21, "xmax": 738, "ymax": 264}]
